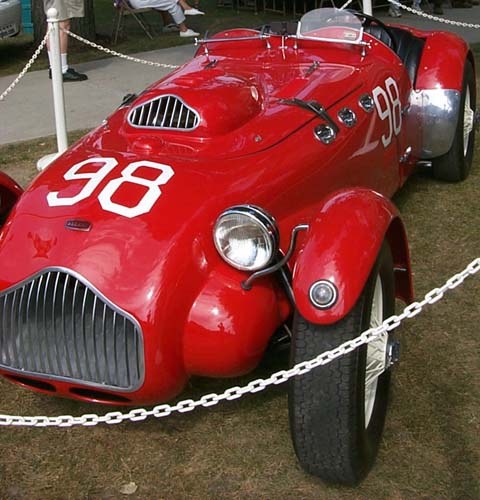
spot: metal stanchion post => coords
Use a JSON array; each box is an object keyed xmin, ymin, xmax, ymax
[
  {"xmin": 48, "ymin": 7, "xmax": 68, "ymax": 152},
  {"xmin": 37, "ymin": 8, "xmax": 68, "ymax": 171},
  {"xmin": 362, "ymin": 0, "xmax": 373, "ymax": 15}
]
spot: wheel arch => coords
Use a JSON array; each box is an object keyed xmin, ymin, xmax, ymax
[
  {"xmin": 415, "ymin": 32, "xmax": 471, "ymax": 92},
  {"xmin": 409, "ymin": 37, "xmax": 476, "ymax": 160},
  {"xmin": 292, "ymin": 188, "xmax": 413, "ymax": 325},
  {"xmin": 0, "ymin": 172, "xmax": 23, "ymax": 224}
]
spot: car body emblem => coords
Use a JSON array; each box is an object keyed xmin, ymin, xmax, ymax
[{"xmin": 65, "ymin": 220, "xmax": 92, "ymax": 232}]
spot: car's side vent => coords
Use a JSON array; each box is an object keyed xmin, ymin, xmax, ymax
[{"xmin": 128, "ymin": 94, "xmax": 200, "ymax": 131}]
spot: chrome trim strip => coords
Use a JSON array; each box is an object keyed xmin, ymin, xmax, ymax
[{"xmin": 407, "ymin": 89, "xmax": 461, "ymax": 159}]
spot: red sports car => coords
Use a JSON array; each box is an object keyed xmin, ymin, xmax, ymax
[{"xmin": 0, "ymin": 8, "xmax": 477, "ymax": 484}]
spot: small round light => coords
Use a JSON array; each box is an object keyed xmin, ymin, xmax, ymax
[
  {"xmin": 309, "ymin": 280, "xmax": 338, "ymax": 309},
  {"xmin": 359, "ymin": 94, "xmax": 374, "ymax": 113},
  {"xmin": 213, "ymin": 205, "xmax": 279, "ymax": 271},
  {"xmin": 313, "ymin": 124, "xmax": 336, "ymax": 144},
  {"xmin": 338, "ymin": 107, "xmax": 357, "ymax": 128}
]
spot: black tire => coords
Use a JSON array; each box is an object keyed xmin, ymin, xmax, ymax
[
  {"xmin": 288, "ymin": 243, "xmax": 395, "ymax": 485},
  {"xmin": 432, "ymin": 61, "xmax": 476, "ymax": 182}
]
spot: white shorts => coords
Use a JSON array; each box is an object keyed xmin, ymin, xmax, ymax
[
  {"xmin": 43, "ymin": 0, "xmax": 85, "ymax": 21},
  {"xmin": 129, "ymin": 0, "xmax": 185, "ymax": 25}
]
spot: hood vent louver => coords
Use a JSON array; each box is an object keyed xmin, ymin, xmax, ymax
[{"xmin": 128, "ymin": 94, "xmax": 200, "ymax": 131}]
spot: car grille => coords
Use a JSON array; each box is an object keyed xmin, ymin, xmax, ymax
[
  {"xmin": 0, "ymin": 269, "xmax": 144, "ymax": 391},
  {"xmin": 128, "ymin": 94, "xmax": 200, "ymax": 130}
]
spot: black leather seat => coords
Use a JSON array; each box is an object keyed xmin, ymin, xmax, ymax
[{"xmin": 365, "ymin": 25, "xmax": 425, "ymax": 86}]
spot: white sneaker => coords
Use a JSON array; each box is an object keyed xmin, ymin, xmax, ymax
[
  {"xmin": 180, "ymin": 28, "xmax": 200, "ymax": 37},
  {"xmin": 412, "ymin": 1, "xmax": 422, "ymax": 10},
  {"xmin": 184, "ymin": 8, "xmax": 205, "ymax": 15},
  {"xmin": 388, "ymin": 5, "xmax": 402, "ymax": 16}
]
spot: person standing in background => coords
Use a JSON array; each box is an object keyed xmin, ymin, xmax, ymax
[{"xmin": 44, "ymin": 0, "xmax": 88, "ymax": 82}]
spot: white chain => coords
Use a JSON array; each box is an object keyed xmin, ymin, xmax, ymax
[
  {"xmin": 63, "ymin": 29, "xmax": 180, "ymax": 69},
  {"xmin": 0, "ymin": 27, "xmax": 52, "ymax": 102},
  {"xmin": 388, "ymin": 0, "xmax": 480, "ymax": 29},
  {"xmin": 0, "ymin": 257, "xmax": 478, "ymax": 428}
]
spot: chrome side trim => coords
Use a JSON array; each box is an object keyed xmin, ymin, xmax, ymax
[{"xmin": 407, "ymin": 89, "xmax": 461, "ymax": 159}]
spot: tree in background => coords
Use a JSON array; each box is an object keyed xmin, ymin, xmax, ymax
[{"xmin": 32, "ymin": 0, "xmax": 96, "ymax": 45}]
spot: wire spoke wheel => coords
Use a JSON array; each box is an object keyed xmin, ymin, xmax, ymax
[
  {"xmin": 364, "ymin": 275, "xmax": 388, "ymax": 428},
  {"xmin": 463, "ymin": 86, "xmax": 474, "ymax": 157},
  {"xmin": 288, "ymin": 242, "xmax": 395, "ymax": 485},
  {"xmin": 432, "ymin": 60, "xmax": 476, "ymax": 182}
]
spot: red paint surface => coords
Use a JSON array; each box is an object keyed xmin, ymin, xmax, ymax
[{"xmin": 0, "ymin": 24, "xmax": 470, "ymax": 404}]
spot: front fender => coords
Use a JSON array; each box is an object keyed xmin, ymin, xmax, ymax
[
  {"xmin": 292, "ymin": 189, "xmax": 413, "ymax": 325},
  {"xmin": 0, "ymin": 172, "xmax": 23, "ymax": 223}
]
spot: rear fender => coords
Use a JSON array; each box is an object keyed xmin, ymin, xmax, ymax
[
  {"xmin": 410, "ymin": 33, "xmax": 475, "ymax": 158},
  {"xmin": 0, "ymin": 172, "xmax": 23, "ymax": 224},
  {"xmin": 415, "ymin": 32, "xmax": 471, "ymax": 91},
  {"xmin": 292, "ymin": 189, "xmax": 413, "ymax": 325}
]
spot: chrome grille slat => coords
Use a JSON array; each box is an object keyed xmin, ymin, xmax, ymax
[
  {"xmin": 34, "ymin": 274, "xmax": 44, "ymax": 372},
  {"xmin": 128, "ymin": 94, "xmax": 199, "ymax": 131},
  {"xmin": 41, "ymin": 273, "xmax": 52, "ymax": 374},
  {"xmin": 51, "ymin": 272, "xmax": 62, "ymax": 375},
  {"xmin": 0, "ymin": 269, "xmax": 144, "ymax": 391},
  {"xmin": 16, "ymin": 287, "xmax": 27, "ymax": 369}
]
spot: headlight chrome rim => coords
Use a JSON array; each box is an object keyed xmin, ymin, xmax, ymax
[{"xmin": 213, "ymin": 205, "xmax": 279, "ymax": 272}]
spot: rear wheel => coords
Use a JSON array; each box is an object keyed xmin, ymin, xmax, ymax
[
  {"xmin": 288, "ymin": 243, "xmax": 395, "ymax": 485},
  {"xmin": 432, "ymin": 61, "xmax": 476, "ymax": 182}
]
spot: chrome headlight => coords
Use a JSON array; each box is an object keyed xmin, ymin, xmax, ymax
[{"xmin": 213, "ymin": 205, "xmax": 279, "ymax": 271}]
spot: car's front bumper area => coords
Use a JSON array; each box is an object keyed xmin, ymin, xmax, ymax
[
  {"xmin": 0, "ymin": 267, "xmax": 145, "ymax": 404},
  {"xmin": 0, "ymin": 265, "xmax": 289, "ymax": 405}
]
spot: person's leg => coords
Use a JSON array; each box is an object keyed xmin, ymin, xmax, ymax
[
  {"xmin": 432, "ymin": 0, "xmax": 443, "ymax": 14},
  {"xmin": 165, "ymin": 2, "xmax": 199, "ymax": 36},
  {"xmin": 159, "ymin": 9, "xmax": 179, "ymax": 31},
  {"xmin": 388, "ymin": 1, "xmax": 402, "ymax": 17},
  {"xmin": 59, "ymin": 19, "xmax": 70, "ymax": 73},
  {"xmin": 46, "ymin": 16, "xmax": 87, "ymax": 81},
  {"xmin": 178, "ymin": 0, "xmax": 204, "ymax": 15}
]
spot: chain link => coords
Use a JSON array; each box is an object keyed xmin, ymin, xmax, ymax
[
  {"xmin": 0, "ymin": 257, "xmax": 477, "ymax": 428},
  {"xmin": 62, "ymin": 29, "xmax": 180, "ymax": 70},
  {"xmin": 0, "ymin": 27, "xmax": 52, "ymax": 102},
  {"xmin": 388, "ymin": 0, "xmax": 480, "ymax": 29}
]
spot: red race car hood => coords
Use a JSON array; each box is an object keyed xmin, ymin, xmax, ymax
[
  {"xmin": 115, "ymin": 52, "xmax": 363, "ymax": 160},
  {"xmin": 0, "ymin": 45, "xmax": 366, "ymax": 320}
]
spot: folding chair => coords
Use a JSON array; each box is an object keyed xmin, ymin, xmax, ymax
[{"xmin": 112, "ymin": 0, "xmax": 155, "ymax": 44}]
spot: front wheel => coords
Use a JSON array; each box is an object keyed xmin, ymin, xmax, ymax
[
  {"xmin": 288, "ymin": 243, "xmax": 395, "ymax": 485},
  {"xmin": 432, "ymin": 61, "xmax": 476, "ymax": 182}
]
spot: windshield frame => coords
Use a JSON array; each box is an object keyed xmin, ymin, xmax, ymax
[{"xmin": 296, "ymin": 8, "xmax": 365, "ymax": 47}]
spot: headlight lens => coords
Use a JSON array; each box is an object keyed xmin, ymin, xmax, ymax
[{"xmin": 213, "ymin": 205, "xmax": 279, "ymax": 271}]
